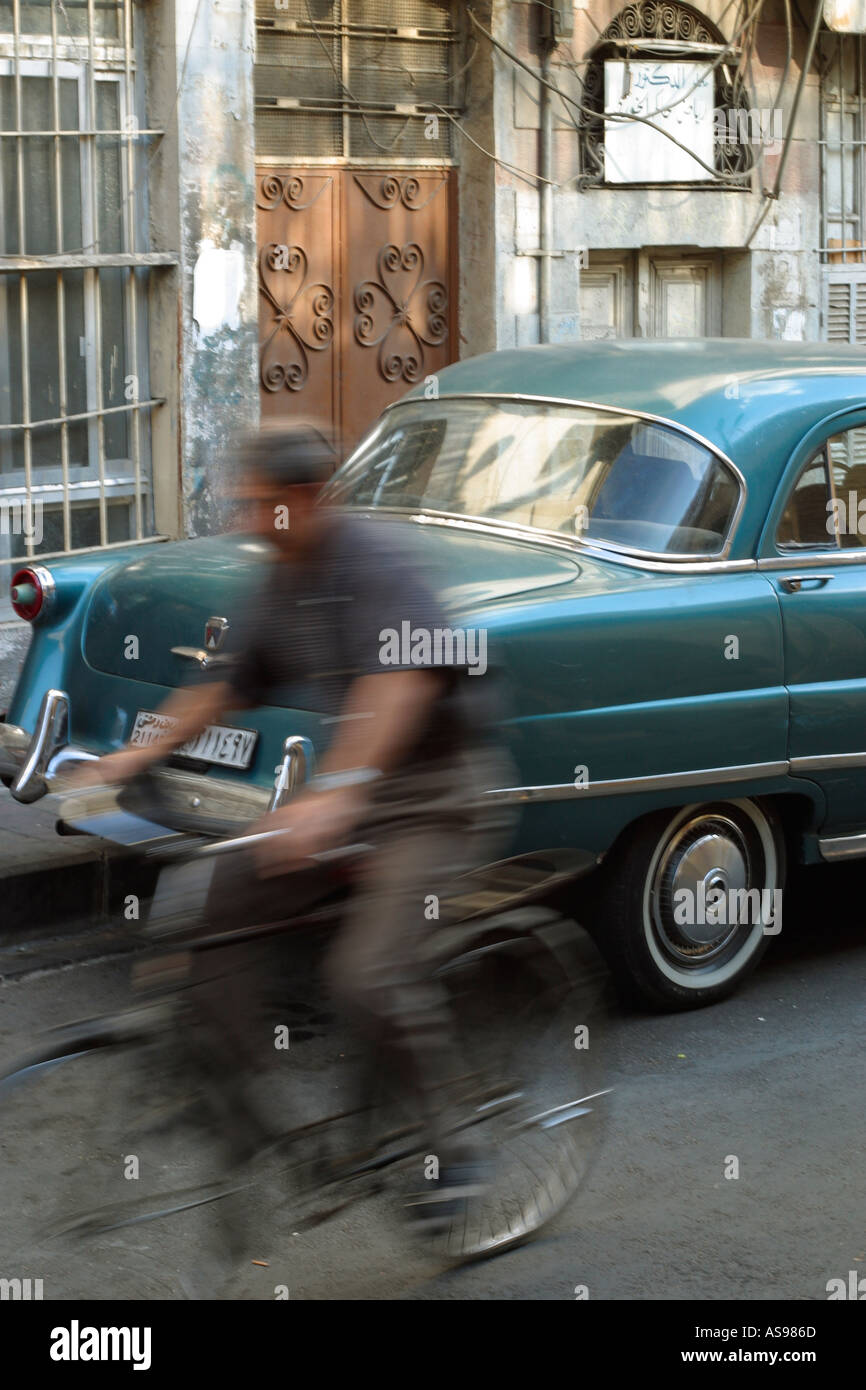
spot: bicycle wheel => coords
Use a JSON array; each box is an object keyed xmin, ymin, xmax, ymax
[
  {"xmin": 418, "ymin": 906, "xmax": 616, "ymax": 1262},
  {"xmin": 0, "ymin": 997, "xmax": 266, "ymax": 1272}
]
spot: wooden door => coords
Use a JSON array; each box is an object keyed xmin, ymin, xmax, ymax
[{"xmin": 255, "ymin": 167, "xmax": 456, "ymax": 462}]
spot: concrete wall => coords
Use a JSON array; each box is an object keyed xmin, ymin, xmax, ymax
[
  {"xmin": 457, "ymin": 1, "xmax": 500, "ymax": 358},
  {"xmin": 461, "ymin": 0, "xmax": 825, "ymax": 350},
  {"xmin": 146, "ymin": 0, "xmax": 260, "ymax": 540},
  {"xmin": 175, "ymin": 0, "xmax": 260, "ymax": 536}
]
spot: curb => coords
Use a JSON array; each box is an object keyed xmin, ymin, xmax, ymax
[{"xmin": 0, "ymin": 850, "xmax": 161, "ymax": 939}]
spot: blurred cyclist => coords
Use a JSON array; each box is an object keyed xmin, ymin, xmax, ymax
[{"xmin": 78, "ymin": 423, "xmax": 512, "ymax": 1224}]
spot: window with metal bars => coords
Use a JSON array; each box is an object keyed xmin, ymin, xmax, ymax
[
  {"xmin": 254, "ymin": 0, "xmax": 458, "ymax": 163},
  {"xmin": 820, "ymin": 30, "xmax": 866, "ymax": 344},
  {"xmin": 0, "ymin": 0, "xmax": 169, "ymax": 585},
  {"xmin": 820, "ymin": 31, "xmax": 866, "ymax": 265}
]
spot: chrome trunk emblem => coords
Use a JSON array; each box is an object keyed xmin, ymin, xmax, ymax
[{"xmin": 204, "ymin": 616, "xmax": 229, "ymax": 652}]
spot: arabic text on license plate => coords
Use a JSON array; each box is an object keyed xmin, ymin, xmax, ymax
[{"xmin": 130, "ymin": 712, "xmax": 258, "ymax": 770}]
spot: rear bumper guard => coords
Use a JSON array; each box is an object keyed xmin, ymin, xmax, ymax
[
  {"xmin": 0, "ymin": 689, "xmax": 275, "ymax": 831},
  {"xmin": 0, "ymin": 693, "xmax": 602, "ymax": 890},
  {"xmin": 0, "ymin": 690, "xmax": 86, "ymax": 804}
]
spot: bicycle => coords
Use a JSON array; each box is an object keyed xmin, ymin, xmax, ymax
[{"xmin": 0, "ymin": 814, "xmax": 614, "ymax": 1274}]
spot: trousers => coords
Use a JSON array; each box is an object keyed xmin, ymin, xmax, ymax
[{"xmin": 182, "ymin": 746, "xmax": 514, "ymax": 1165}]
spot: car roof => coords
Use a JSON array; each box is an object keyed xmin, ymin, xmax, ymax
[{"xmin": 402, "ymin": 339, "xmax": 866, "ymax": 478}]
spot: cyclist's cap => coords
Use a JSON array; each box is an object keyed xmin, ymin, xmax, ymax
[{"xmin": 240, "ymin": 423, "xmax": 337, "ymax": 487}]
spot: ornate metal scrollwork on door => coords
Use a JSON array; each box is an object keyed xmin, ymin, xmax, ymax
[
  {"xmin": 258, "ymin": 243, "xmax": 334, "ymax": 393},
  {"xmin": 255, "ymin": 173, "xmax": 331, "ymax": 213},
  {"xmin": 353, "ymin": 173, "xmax": 447, "ymax": 212},
  {"xmin": 353, "ymin": 243, "xmax": 448, "ymax": 383}
]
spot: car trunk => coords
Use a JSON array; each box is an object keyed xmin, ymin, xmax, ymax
[
  {"xmin": 81, "ymin": 520, "xmax": 583, "ymax": 690},
  {"xmin": 72, "ymin": 520, "xmax": 583, "ymax": 793}
]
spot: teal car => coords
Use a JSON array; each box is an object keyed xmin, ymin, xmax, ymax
[{"xmin": 3, "ymin": 339, "xmax": 866, "ymax": 1010}]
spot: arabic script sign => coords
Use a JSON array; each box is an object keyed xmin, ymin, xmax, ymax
[{"xmin": 604, "ymin": 61, "xmax": 714, "ymax": 184}]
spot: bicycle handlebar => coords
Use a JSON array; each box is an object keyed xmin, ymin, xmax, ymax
[{"xmin": 144, "ymin": 828, "xmax": 374, "ymax": 867}]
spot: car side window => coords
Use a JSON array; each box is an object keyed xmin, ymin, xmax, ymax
[
  {"xmin": 827, "ymin": 425, "xmax": 866, "ymax": 549},
  {"xmin": 776, "ymin": 448, "xmax": 838, "ymax": 551}
]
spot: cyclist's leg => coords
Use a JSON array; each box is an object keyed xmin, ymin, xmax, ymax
[
  {"xmin": 183, "ymin": 848, "xmax": 333, "ymax": 1161},
  {"xmin": 321, "ymin": 748, "xmax": 513, "ymax": 1168},
  {"xmin": 323, "ymin": 819, "xmax": 472, "ymax": 1163}
]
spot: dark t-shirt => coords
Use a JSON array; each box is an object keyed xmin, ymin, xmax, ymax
[{"xmin": 217, "ymin": 514, "xmax": 492, "ymax": 772}]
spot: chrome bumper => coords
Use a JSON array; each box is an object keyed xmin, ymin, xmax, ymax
[{"xmin": 0, "ymin": 689, "xmax": 273, "ymax": 832}]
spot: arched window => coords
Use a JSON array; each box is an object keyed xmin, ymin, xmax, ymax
[{"xmin": 580, "ymin": 1, "xmax": 755, "ymax": 185}]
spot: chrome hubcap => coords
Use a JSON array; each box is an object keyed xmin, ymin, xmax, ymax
[{"xmin": 651, "ymin": 814, "xmax": 758, "ymax": 966}]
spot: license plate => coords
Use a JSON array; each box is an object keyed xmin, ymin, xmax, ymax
[{"xmin": 129, "ymin": 711, "xmax": 258, "ymax": 770}]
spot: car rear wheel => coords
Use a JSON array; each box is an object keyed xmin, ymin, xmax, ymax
[{"xmin": 589, "ymin": 798, "xmax": 785, "ymax": 1011}]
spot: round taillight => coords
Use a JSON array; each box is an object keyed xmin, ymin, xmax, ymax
[{"xmin": 11, "ymin": 566, "xmax": 47, "ymax": 621}]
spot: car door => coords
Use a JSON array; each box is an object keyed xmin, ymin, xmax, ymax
[{"xmin": 760, "ymin": 410, "xmax": 866, "ymax": 833}]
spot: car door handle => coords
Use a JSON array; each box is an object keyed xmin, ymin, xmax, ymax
[{"xmin": 779, "ymin": 574, "xmax": 834, "ymax": 593}]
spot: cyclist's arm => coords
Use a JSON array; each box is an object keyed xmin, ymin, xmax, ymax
[
  {"xmin": 315, "ymin": 669, "xmax": 444, "ymax": 781},
  {"xmin": 71, "ymin": 679, "xmax": 238, "ymax": 786},
  {"xmin": 250, "ymin": 669, "xmax": 443, "ymax": 876}
]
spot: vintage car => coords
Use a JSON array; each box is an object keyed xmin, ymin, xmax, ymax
[{"xmin": 2, "ymin": 339, "xmax": 866, "ymax": 1010}]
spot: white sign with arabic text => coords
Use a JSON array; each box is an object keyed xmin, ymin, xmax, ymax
[{"xmin": 603, "ymin": 61, "xmax": 714, "ymax": 183}]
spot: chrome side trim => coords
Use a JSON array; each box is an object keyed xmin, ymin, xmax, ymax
[
  {"xmin": 790, "ymin": 752, "xmax": 866, "ymax": 773},
  {"xmin": 4, "ymin": 696, "xmax": 849, "ymax": 825},
  {"xmin": 482, "ymin": 760, "xmax": 789, "ymax": 804},
  {"xmin": 349, "ymin": 509, "xmax": 759, "ymax": 576},
  {"xmin": 365, "ymin": 392, "xmax": 749, "ymax": 564},
  {"xmin": 567, "ymin": 541, "xmax": 755, "ymax": 574},
  {"xmin": 758, "ymin": 551, "xmax": 866, "ymax": 571},
  {"xmin": 818, "ymin": 832, "xmax": 866, "ymax": 862}
]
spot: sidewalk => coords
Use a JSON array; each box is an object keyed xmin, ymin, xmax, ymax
[
  {"xmin": 0, "ymin": 787, "xmax": 157, "ymax": 936},
  {"xmin": 0, "ymin": 787, "xmax": 105, "ymax": 879}
]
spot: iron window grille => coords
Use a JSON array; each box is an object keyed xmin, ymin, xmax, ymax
[
  {"xmin": 819, "ymin": 31, "xmax": 866, "ymax": 343},
  {"xmin": 0, "ymin": 0, "xmax": 171, "ymax": 580},
  {"xmin": 254, "ymin": 0, "xmax": 460, "ymax": 164}
]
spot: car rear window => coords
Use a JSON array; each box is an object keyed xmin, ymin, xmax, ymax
[{"xmin": 323, "ymin": 399, "xmax": 742, "ymax": 558}]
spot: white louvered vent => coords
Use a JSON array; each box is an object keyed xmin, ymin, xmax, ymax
[{"xmin": 825, "ymin": 274, "xmax": 866, "ymax": 343}]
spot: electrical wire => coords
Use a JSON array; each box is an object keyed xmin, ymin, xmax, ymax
[
  {"xmin": 429, "ymin": 102, "xmax": 559, "ymax": 188},
  {"xmin": 471, "ymin": 0, "xmax": 763, "ymax": 124},
  {"xmin": 433, "ymin": 0, "xmax": 779, "ymax": 195},
  {"xmin": 744, "ymin": 0, "xmax": 826, "ymax": 247},
  {"xmin": 303, "ymin": 0, "xmax": 415, "ymax": 155},
  {"xmin": 467, "ymin": 2, "xmax": 771, "ymax": 183}
]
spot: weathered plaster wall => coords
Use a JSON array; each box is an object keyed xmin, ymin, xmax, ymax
[
  {"xmin": 457, "ymin": 1, "xmax": 500, "ymax": 359},
  {"xmin": 142, "ymin": 0, "xmax": 182, "ymax": 541},
  {"xmin": 480, "ymin": 0, "xmax": 823, "ymax": 347},
  {"xmin": 173, "ymin": 0, "xmax": 259, "ymax": 537}
]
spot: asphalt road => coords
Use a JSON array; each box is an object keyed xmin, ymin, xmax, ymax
[{"xmin": 0, "ymin": 862, "xmax": 863, "ymax": 1301}]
